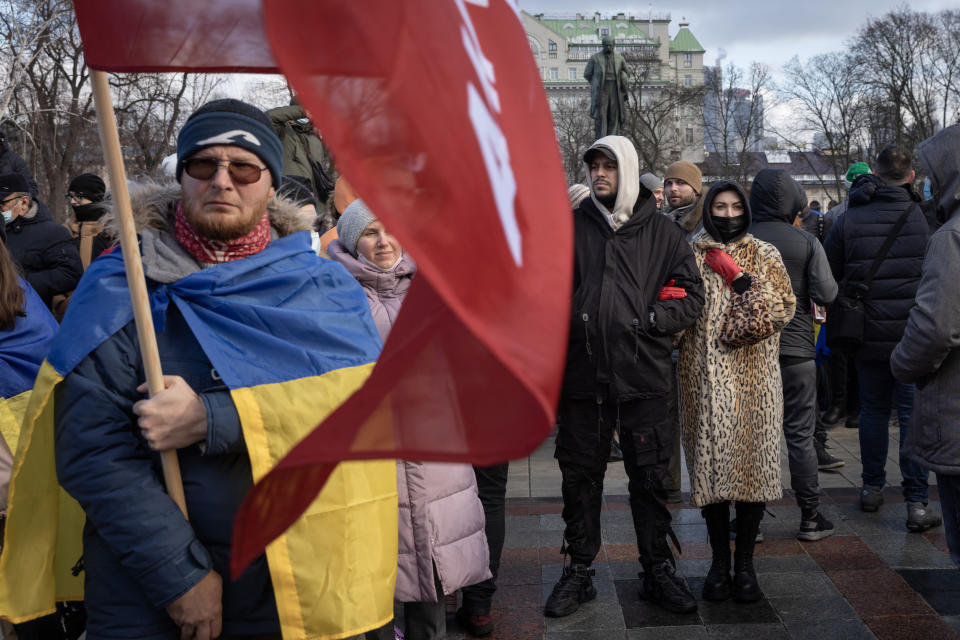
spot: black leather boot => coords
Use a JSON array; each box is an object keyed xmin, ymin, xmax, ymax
[
  {"xmin": 733, "ymin": 501, "xmax": 764, "ymax": 603},
  {"xmin": 702, "ymin": 502, "xmax": 732, "ymax": 601}
]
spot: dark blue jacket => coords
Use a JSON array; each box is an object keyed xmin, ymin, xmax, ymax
[
  {"xmin": 823, "ymin": 174, "xmax": 929, "ymax": 362},
  {"xmin": 5, "ymin": 201, "xmax": 83, "ymax": 308},
  {"xmin": 54, "ymin": 304, "xmax": 279, "ymax": 639}
]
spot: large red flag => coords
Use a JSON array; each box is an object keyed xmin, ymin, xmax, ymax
[{"xmin": 74, "ymin": 0, "xmax": 572, "ymax": 577}]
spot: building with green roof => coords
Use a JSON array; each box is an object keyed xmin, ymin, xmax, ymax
[{"xmin": 522, "ymin": 10, "xmax": 707, "ymax": 169}]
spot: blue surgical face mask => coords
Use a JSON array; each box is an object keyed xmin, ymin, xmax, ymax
[
  {"xmin": 923, "ymin": 177, "xmax": 933, "ymax": 201},
  {"xmin": 2, "ymin": 210, "xmax": 12, "ymax": 224}
]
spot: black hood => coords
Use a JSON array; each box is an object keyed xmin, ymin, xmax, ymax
[
  {"xmin": 749, "ymin": 168, "xmax": 806, "ymax": 224},
  {"xmin": 849, "ymin": 173, "xmax": 919, "ymax": 207},
  {"xmin": 702, "ymin": 180, "xmax": 751, "ymax": 243}
]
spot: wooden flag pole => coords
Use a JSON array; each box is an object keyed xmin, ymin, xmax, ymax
[{"xmin": 89, "ymin": 69, "xmax": 188, "ymax": 518}]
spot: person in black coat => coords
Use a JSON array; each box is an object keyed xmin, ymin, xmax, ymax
[
  {"xmin": 823, "ymin": 145, "xmax": 941, "ymax": 532},
  {"xmin": 0, "ymin": 173, "xmax": 82, "ymax": 309},
  {"xmin": 750, "ymin": 169, "xmax": 839, "ymax": 541},
  {"xmin": 544, "ymin": 135, "xmax": 704, "ymax": 619}
]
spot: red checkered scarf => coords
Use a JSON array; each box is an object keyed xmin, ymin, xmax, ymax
[{"xmin": 174, "ymin": 201, "xmax": 271, "ymax": 264}]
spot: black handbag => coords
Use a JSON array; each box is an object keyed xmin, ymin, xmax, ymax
[{"xmin": 826, "ymin": 204, "xmax": 915, "ymax": 353}]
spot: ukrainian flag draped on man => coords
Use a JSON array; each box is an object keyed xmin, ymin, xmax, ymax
[{"xmin": 0, "ymin": 233, "xmax": 398, "ymax": 639}]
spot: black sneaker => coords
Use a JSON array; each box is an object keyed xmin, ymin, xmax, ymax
[
  {"xmin": 816, "ymin": 442, "xmax": 845, "ymax": 470},
  {"xmin": 906, "ymin": 502, "xmax": 943, "ymax": 533},
  {"xmin": 543, "ymin": 564, "xmax": 597, "ymax": 618},
  {"xmin": 797, "ymin": 512, "xmax": 836, "ymax": 541},
  {"xmin": 860, "ymin": 484, "xmax": 884, "ymax": 512},
  {"xmin": 642, "ymin": 561, "xmax": 697, "ymax": 614}
]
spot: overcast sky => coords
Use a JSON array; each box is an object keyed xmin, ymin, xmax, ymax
[{"xmin": 518, "ymin": 0, "xmax": 954, "ymax": 70}]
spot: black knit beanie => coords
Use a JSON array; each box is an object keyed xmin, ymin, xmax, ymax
[
  {"xmin": 176, "ymin": 98, "xmax": 283, "ymax": 188},
  {"xmin": 68, "ymin": 173, "xmax": 106, "ymax": 202}
]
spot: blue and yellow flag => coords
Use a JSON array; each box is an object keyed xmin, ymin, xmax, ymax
[
  {"xmin": 0, "ymin": 233, "xmax": 398, "ymax": 639},
  {"xmin": 1, "ymin": 278, "xmax": 57, "ymax": 457},
  {"xmin": 1, "ymin": 278, "xmax": 58, "ymax": 504}
]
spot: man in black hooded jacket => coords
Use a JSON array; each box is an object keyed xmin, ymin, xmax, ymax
[
  {"xmin": 750, "ymin": 169, "xmax": 838, "ymax": 542},
  {"xmin": 545, "ymin": 135, "xmax": 704, "ymax": 619}
]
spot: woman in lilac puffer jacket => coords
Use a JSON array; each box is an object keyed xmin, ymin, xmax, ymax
[{"xmin": 329, "ymin": 199, "xmax": 490, "ymax": 639}]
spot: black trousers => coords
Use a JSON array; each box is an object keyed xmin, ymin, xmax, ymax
[
  {"xmin": 780, "ymin": 358, "xmax": 821, "ymax": 516},
  {"xmin": 460, "ymin": 462, "xmax": 509, "ymax": 616},
  {"xmin": 555, "ymin": 397, "xmax": 675, "ymax": 568},
  {"xmin": 826, "ymin": 350, "xmax": 860, "ymax": 416}
]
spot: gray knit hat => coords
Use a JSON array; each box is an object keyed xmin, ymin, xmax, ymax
[
  {"xmin": 639, "ymin": 172, "xmax": 663, "ymax": 191},
  {"xmin": 336, "ymin": 199, "xmax": 377, "ymax": 256}
]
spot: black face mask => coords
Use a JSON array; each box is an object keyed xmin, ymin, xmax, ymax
[
  {"xmin": 711, "ymin": 214, "xmax": 748, "ymax": 242},
  {"xmin": 72, "ymin": 203, "xmax": 101, "ymax": 222}
]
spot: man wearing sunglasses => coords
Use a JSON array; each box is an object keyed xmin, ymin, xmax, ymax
[
  {"xmin": 51, "ymin": 99, "xmax": 388, "ymax": 640},
  {"xmin": 0, "ymin": 172, "xmax": 82, "ymax": 309}
]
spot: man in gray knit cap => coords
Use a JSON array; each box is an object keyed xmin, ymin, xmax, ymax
[{"xmin": 640, "ymin": 172, "xmax": 664, "ymax": 210}]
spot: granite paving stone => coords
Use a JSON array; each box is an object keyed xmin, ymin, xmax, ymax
[
  {"xmin": 767, "ymin": 593, "xmax": 859, "ymax": 624},
  {"xmin": 755, "ymin": 570, "xmax": 841, "ymax": 598},
  {"xmin": 442, "ymin": 427, "xmax": 958, "ymax": 639},
  {"xmin": 783, "ymin": 618, "xmax": 878, "ymax": 640},
  {"xmin": 626, "ymin": 626, "xmax": 709, "ymax": 639},
  {"xmin": 702, "ymin": 623, "xmax": 788, "ymax": 639},
  {"xmin": 543, "ymin": 592, "xmax": 626, "ymax": 632},
  {"xmin": 863, "ymin": 614, "xmax": 960, "ymax": 640}
]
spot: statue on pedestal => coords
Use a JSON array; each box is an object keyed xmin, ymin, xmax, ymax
[{"xmin": 584, "ymin": 35, "xmax": 629, "ymax": 139}]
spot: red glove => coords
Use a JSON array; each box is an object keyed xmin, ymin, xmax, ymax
[
  {"xmin": 658, "ymin": 279, "xmax": 687, "ymax": 301},
  {"xmin": 704, "ymin": 248, "xmax": 743, "ymax": 286}
]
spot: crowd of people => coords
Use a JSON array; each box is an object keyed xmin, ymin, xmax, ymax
[
  {"xmin": 0, "ymin": 95, "xmax": 957, "ymax": 640},
  {"xmin": 546, "ymin": 127, "xmax": 960, "ymax": 624}
]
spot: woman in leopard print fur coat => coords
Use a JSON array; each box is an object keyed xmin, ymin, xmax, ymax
[{"xmin": 677, "ymin": 180, "xmax": 796, "ymax": 605}]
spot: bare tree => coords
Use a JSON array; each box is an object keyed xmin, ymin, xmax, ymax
[
  {"xmin": 245, "ymin": 75, "xmax": 294, "ymax": 111},
  {"xmin": 702, "ymin": 61, "xmax": 770, "ymax": 184},
  {"xmin": 0, "ymin": 0, "xmax": 72, "ymax": 120},
  {"xmin": 0, "ymin": 2, "xmax": 227, "ymax": 218},
  {"xmin": 930, "ymin": 9, "xmax": 960, "ymax": 130},
  {"xmin": 777, "ymin": 53, "xmax": 870, "ymax": 203},
  {"xmin": 550, "ymin": 96, "xmax": 594, "ymax": 185},
  {"xmin": 619, "ymin": 61, "xmax": 705, "ymax": 175},
  {"xmin": 6, "ymin": 0, "xmax": 98, "ymax": 215},
  {"xmin": 112, "ymin": 72, "xmax": 225, "ymax": 178},
  {"xmin": 852, "ymin": 8, "xmax": 942, "ymax": 153}
]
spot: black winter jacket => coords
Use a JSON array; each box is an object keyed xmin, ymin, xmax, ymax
[
  {"xmin": 750, "ymin": 169, "xmax": 837, "ymax": 359},
  {"xmin": 823, "ymin": 174, "xmax": 929, "ymax": 361},
  {"xmin": 563, "ymin": 196, "xmax": 705, "ymax": 402},
  {"xmin": 5, "ymin": 201, "xmax": 82, "ymax": 307}
]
